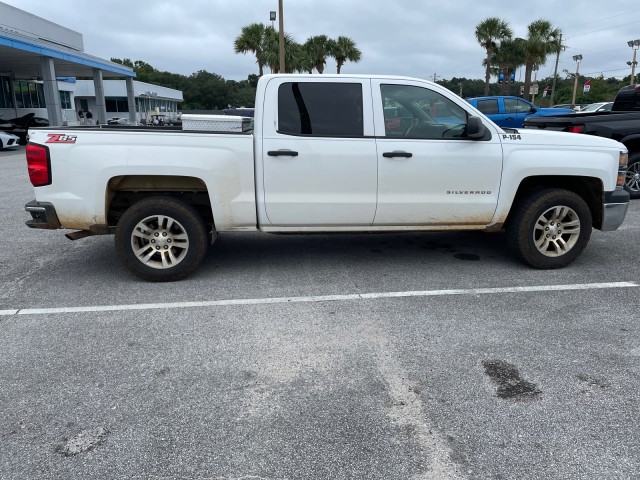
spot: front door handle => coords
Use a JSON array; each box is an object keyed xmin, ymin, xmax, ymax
[
  {"xmin": 268, "ymin": 150, "xmax": 299, "ymax": 157},
  {"xmin": 382, "ymin": 151, "xmax": 413, "ymax": 158}
]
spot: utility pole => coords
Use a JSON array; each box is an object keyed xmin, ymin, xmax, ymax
[
  {"xmin": 550, "ymin": 33, "xmax": 562, "ymax": 106},
  {"xmin": 278, "ymin": 0, "xmax": 285, "ymax": 73},
  {"xmin": 571, "ymin": 54, "xmax": 583, "ymax": 105},
  {"xmin": 627, "ymin": 39, "xmax": 640, "ymax": 85},
  {"xmin": 432, "ymin": 72, "xmax": 439, "ymax": 82}
]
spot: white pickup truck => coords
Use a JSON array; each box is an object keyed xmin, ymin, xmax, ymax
[{"xmin": 24, "ymin": 74, "xmax": 630, "ymax": 281}]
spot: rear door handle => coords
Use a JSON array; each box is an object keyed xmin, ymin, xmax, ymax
[
  {"xmin": 268, "ymin": 150, "xmax": 299, "ymax": 157},
  {"xmin": 382, "ymin": 151, "xmax": 412, "ymax": 158}
]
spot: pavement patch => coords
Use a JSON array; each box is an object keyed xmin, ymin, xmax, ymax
[{"xmin": 55, "ymin": 427, "xmax": 109, "ymax": 456}]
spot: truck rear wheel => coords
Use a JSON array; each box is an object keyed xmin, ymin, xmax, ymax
[
  {"xmin": 115, "ymin": 196, "xmax": 208, "ymax": 281},
  {"xmin": 506, "ymin": 189, "xmax": 592, "ymax": 269},
  {"xmin": 625, "ymin": 153, "xmax": 640, "ymax": 199}
]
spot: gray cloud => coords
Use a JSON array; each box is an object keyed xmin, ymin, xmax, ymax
[{"xmin": 3, "ymin": 0, "xmax": 638, "ymax": 82}]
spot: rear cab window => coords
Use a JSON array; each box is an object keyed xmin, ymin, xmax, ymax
[{"xmin": 277, "ymin": 82, "xmax": 364, "ymax": 136}]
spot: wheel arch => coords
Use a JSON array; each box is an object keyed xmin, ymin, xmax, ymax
[
  {"xmin": 106, "ymin": 175, "xmax": 215, "ymax": 230},
  {"xmin": 504, "ymin": 175, "xmax": 604, "ymax": 230},
  {"xmin": 620, "ymin": 136, "xmax": 640, "ymax": 156}
]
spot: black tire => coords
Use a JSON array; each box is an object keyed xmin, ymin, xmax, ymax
[
  {"xmin": 625, "ymin": 153, "xmax": 640, "ymax": 199},
  {"xmin": 506, "ymin": 189, "xmax": 592, "ymax": 269},
  {"xmin": 115, "ymin": 196, "xmax": 208, "ymax": 281}
]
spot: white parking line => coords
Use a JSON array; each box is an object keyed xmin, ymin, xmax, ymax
[{"xmin": 0, "ymin": 281, "xmax": 636, "ymax": 317}]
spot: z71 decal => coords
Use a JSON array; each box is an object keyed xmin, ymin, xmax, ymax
[
  {"xmin": 46, "ymin": 134, "xmax": 77, "ymax": 144},
  {"xmin": 502, "ymin": 134, "xmax": 522, "ymax": 140}
]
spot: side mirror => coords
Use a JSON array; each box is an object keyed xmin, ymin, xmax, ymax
[
  {"xmin": 529, "ymin": 107, "xmax": 537, "ymax": 113},
  {"xmin": 467, "ymin": 116, "xmax": 486, "ymax": 139}
]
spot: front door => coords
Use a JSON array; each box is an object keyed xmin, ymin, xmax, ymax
[{"xmin": 372, "ymin": 81, "xmax": 503, "ymax": 226}]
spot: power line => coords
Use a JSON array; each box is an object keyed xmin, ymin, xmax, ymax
[
  {"xmin": 564, "ymin": 19, "xmax": 640, "ymax": 40},
  {"xmin": 562, "ymin": 11, "xmax": 634, "ymax": 31}
]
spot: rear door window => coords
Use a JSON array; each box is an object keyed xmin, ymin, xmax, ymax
[
  {"xmin": 278, "ymin": 82, "xmax": 363, "ymax": 137},
  {"xmin": 475, "ymin": 99, "xmax": 499, "ymax": 114}
]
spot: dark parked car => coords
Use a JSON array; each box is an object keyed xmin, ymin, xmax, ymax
[
  {"xmin": 0, "ymin": 113, "xmax": 49, "ymax": 144},
  {"xmin": 525, "ymin": 85, "xmax": 640, "ymax": 198}
]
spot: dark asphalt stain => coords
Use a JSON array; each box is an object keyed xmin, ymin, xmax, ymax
[
  {"xmin": 482, "ymin": 359, "xmax": 541, "ymax": 400},
  {"xmin": 421, "ymin": 240, "xmax": 453, "ymax": 250},
  {"xmin": 155, "ymin": 367, "xmax": 171, "ymax": 377},
  {"xmin": 454, "ymin": 253, "xmax": 480, "ymax": 261}
]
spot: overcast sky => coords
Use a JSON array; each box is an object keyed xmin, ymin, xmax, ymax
[{"xmin": 3, "ymin": 0, "xmax": 639, "ymax": 84}]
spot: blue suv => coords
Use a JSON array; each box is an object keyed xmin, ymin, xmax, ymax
[{"xmin": 467, "ymin": 96, "xmax": 574, "ymax": 128}]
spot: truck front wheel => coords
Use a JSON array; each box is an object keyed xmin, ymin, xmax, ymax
[
  {"xmin": 115, "ymin": 196, "xmax": 208, "ymax": 281},
  {"xmin": 506, "ymin": 189, "xmax": 592, "ymax": 269},
  {"xmin": 625, "ymin": 153, "xmax": 640, "ymax": 199}
]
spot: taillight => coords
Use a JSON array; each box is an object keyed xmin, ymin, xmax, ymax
[
  {"xmin": 26, "ymin": 144, "xmax": 51, "ymax": 187},
  {"xmin": 566, "ymin": 125, "xmax": 585, "ymax": 133}
]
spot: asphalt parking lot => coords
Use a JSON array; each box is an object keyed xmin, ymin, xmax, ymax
[{"xmin": 1, "ymin": 146, "xmax": 639, "ymax": 480}]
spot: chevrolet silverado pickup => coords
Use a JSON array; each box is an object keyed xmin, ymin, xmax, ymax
[
  {"xmin": 24, "ymin": 74, "xmax": 630, "ymax": 281},
  {"xmin": 525, "ymin": 84, "xmax": 640, "ymax": 198}
]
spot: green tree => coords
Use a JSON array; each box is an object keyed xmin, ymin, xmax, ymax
[
  {"xmin": 330, "ymin": 36, "xmax": 362, "ymax": 73},
  {"xmin": 234, "ymin": 23, "xmax": 268, "ymax": 76},
  {"xmin": 304, "ymin": 35, "xmax": 332, "ymax": 74},
  {"xmin": 475, "ymin": 18, "xmax": 513, "ymax": 96},
  {"xmin": 261, "ymin": 26, "xmax": 298, "ymax": 73},
  {"xmin": 492, "ymin": 38, "xmax": 526, "ymax": 95},
  {"xmin": 522, "ymin": 20, "xmax": 561, "ymax": 99}
]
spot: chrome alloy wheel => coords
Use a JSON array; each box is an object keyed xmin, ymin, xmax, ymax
[
  {"xmin": 533, "ymin": 205, "xmax": 581, "ymax": 257},
  {"xmin": 625, "ymin": 161, "xmax": 640, "ymax": 193},
  {"xmin": 130, "ymin": 215, "xmax": 189, "ymax": 269}
]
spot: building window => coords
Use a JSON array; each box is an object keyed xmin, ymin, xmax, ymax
[
  {"xmin": 13, "ymin": 81, "xmax": 45, "ymax": 108},
  {"xmin": 0, "ymin": 76, "xmax": 13, "ymax": 108},
  {"xmin": 105, "ymin": 97, "xmax": 129, "ymax": 112},
  {"xmin": 59, "ymin": 91, "xmax": 72, "ymax": 109}
]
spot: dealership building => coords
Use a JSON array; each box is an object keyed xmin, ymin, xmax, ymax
[{"xmin": 0, "ymin": 2, "xmax": 182, "ymax": 125}]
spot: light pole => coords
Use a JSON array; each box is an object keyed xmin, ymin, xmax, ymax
[
  {"xmin": 571, "ymin": 54, "xmax": 582, "ymax": 104},
  {"xmin": 627, "ymin": 39, "xmax": 640, "ymax": 85},
  {"xmin": 269, "ymin": 10, "xmax": 276, "ymax": 28},
  {"xmin": 278, "ymin": 0, "xmax": 285, "ymax": 73},
  {"xmin": 531, "ymin": 64, "xmax": 539, "ymax": 103}
]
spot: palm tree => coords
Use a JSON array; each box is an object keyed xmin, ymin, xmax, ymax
[
  {"xmin": 492, "ymin": 38, "xmax": 527, "ymax": 95},
  {"xmin": 522, "ymin": 19, "xmax": 561, "ymax": 99},
  {"xmin": 475, "ymin": 18, "xmax": 513, "ymax": 96},
  {"xmin": 234, "ymin": 23, "xmax": 268, "ymax": 77},
  {"xmin": 330, "ymin": 36, "xmax": 362, "ymax": 74},
  {"xmin": 304, "ymin": 35, "xmax": 332, "ymax": 74},
  {"xmin": 262, "ymin": 26, "xmax": 298, "ymax": 73}
]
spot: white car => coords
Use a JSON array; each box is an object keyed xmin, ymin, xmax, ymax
[
  {"xmin": 0, "ymin": 130, "xmax": 20, "ymax": 150},
  {"xmin": 107, "ymin": 117, "xmax": 130, "ymax": 125},
  {"xmin": 577, "ymin": 102, "xmax": 614, "ymax": 114}
]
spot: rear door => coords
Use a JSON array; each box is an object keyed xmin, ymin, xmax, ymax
[{"xmin": 260, "ymin": 77, "xmax": 377, "ymax": 226}]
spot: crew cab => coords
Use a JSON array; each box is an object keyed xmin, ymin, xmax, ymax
[
  {"xmin": 525, "ymin": 84, "xmax": 640, "ymax": 199},
  {"xmin": 24, "ymin": 74, "xmax": 630, "ymax": 281},
  {"xmin": 466, "ymin": 96, "xmax": 574, "ymax": 128}
]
